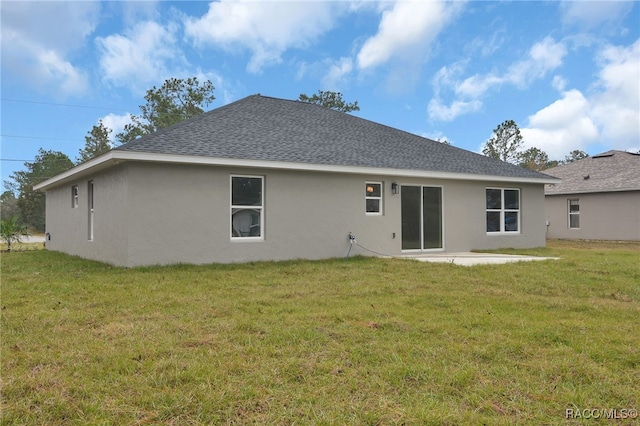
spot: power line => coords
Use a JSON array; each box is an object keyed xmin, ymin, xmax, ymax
[
  {"xmin": 1, "ymin": 97, "xmax": 212, "ymax": 118},
  {"xmin": 1, "ymin": 134, "xmax": 84, "ymax": 142},
  {"xmin": 1, "ymin": 98, "xmax": 130, "ymax": 112},
  {"xmin": 1, "ymin": 158, "xmax": 79, "ymax": 163}
]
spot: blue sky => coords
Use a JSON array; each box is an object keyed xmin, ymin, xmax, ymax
[{"xmin": 1, "ymin": 1, "xmax": 639, "ymax": 185}]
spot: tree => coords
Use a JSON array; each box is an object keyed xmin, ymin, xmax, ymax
[
  {"xmin": 518, "ymin": 147, "xmax": 550, "ymax": 171},
  {"xmin": 77, "ymin": 119, "xmax": 112, "ymax": 164},
  {"xmin": 482, "ymin": 120, "xmax": 524, "ymax": 164},
  {"xmin": 564, "ymin": 150, "xmax": 588, "ymax": 163},
  {"xmin": 1, "ymin": 215, "xmax": 30, "ymax": 252},
  {"xmin": 298, "ymin": 90, "xmax": 360, "ymax": 113},
  {"xmin": 1, "ymin": 190, "xmax": 20, "ymax": 221},
  {"xmin": 6, "ymin": 149, "xmax": 73, "ymax": 232},
  {"xmin": 116, "ymin": 77, "xmax": 216, "ymax": 144},
  {"xmin": 545, "ymin": 160, "xmax": 560, "ymax": 169}
]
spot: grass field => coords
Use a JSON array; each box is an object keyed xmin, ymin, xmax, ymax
[{"xmin": 1, "ymin": 240, "xmax": 638, "ymax": 424}]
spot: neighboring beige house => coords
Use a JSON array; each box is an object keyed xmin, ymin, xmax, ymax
[
  {"xmin": 544, "ymin": 150, "xmax": 640, "ymax": 241},
  {"xmin": 35, "ymin": 95, "xmax": 557, "ymax": 267}
]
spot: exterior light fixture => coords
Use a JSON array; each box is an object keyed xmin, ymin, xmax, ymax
[{"xmin": 391, "ymin": 182, "xmax": 399, "ymax": 194}]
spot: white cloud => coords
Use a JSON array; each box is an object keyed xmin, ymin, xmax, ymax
[
  {"xmin": 38, "ymin": 50, "xmax": 90, "ymax": 96},
  {"xmin": 97, "ymin": 21, "xmax": 184, "ymax": 92},
  {"xmin": 506, "ymin": 37, "xmax": 567, "ymax": 87},
  {"xmin": 431, "ymin": 62, "xmax": 466, "ymax": 96},
  {"xmin": 0, "ymin": 1, "xmax": 99, "ymax": 52},
  {"xmin": 100, "ymin": 113, "xmax": 133, "ymax": 144},
  {"xmin": 356, "ymin": 1, "xmax": 460, "ymax": 70},
  {"xmin": 322, "ymin": 57, "xmax": 354, "ymax": 90},
  {"xmin": 427, "ymin": 98, "xmax": 482, "ymax": 122},
  {"xmin": 551, "ymin": 75, "xmax": 567, "ymax": 91},
  {"xmin": 590, "ymin": 39, "xmax": 640, "ymax": 146},
  {"xmin": 0, "ymin": 1, "xmax": 98, "ymax": 96},
  {"xmin": 561, "ymin": 1, "xmax": 634, "ymax": 29},
  {"xmin": 455, "ymin": 74, "xmax": 502, "ymax": 99},
  {"xmin": 184, "ymin": 0, "xmax": 340, "ymax": 74},
  {"xmin": 521, "ymin": 90, "xmax": 599, "ymax": 158},
  {"xmin": 528, "ymin": 90, "xmax": 590, "ymax": 130},
  {"xmin": 522, "ymin": 39, "xmax": 640, "ymax": 158},
  {"xmin": 466, "ymin": 30, "xmax": 506, "ymax": 57},
  {"xmin": 429, "ymin": 37, "xmax": 567, "ymax": 122}
]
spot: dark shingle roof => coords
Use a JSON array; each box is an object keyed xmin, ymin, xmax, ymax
[
  {"xmin": 116, "ymin": 95, "xmax": 552, "ymax": 180},
  {"xmin": 544, "ymin": 150, "xmax": 640, "ymax": 194}
]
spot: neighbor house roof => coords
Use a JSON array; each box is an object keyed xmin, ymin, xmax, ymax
[
  {"xmin": 544, "ymin": 150, "xmax": 640, "ymax": 195},
  {"xmin": 36, "ymin": 95, "xmax": 557, "ymax": 191}
]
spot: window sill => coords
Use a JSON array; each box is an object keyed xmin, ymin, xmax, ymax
[
  {"xmin": 486, "ymin": 232, "xmax": 521, "ymax": 235},
  {"xmin": 230, "ymin": 237, "xmax": 264, "ymax": 242}
]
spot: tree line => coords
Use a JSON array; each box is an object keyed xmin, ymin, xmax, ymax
[{"xmin": 482, "ymin": 119, "xmax": 588, "ymax": 171}]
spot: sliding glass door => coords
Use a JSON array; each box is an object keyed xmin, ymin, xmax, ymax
[{"xmin": 401, "ymin": 185, "xmax": 443, "ymax": 251}]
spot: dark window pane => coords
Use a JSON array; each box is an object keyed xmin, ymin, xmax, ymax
[
  {"xmin": 232, "ymin": 208, "xmax": 261, "ymax": 237},
  {"xmin": 366, "ymin": 199, "xmax": 380, "ymax": 213},
  {"xmin": 504, "ymin": 212, "xmax": 519, "ymax": 231},
  {"xmin": 423, "ymin": 187, "xmax": 442, "ymax": 249},
  {"xmin": 486, "ymin": 189, "xmax": 501, "ymax": 209},
  {"xmin": 232, "ymin": 177, "xmax": 262, "ymax": 206},
  {"xmin": 401, "ymin": 186, "xmax": 421, "ymax": 250},
  {"xmin": 486, "ymin": 212, "xmax": 500, "ymax": 232},
  {"xmin": 569, "ymin": 200, "xmax": 579, "ymax": 213},
  {"xmin": 366, "ymin": 183, "xmax": 381, "ymax": 197},
  {"xmin": 569, "ymin": 215, "xmax": 580, "ymax": 228},
  {"xmin": 504, "ymin": 190, "xmax": 519, "ymax": 209}
]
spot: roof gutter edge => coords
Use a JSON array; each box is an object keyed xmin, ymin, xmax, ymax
[
  {"xmin": 35, "ymin": 151, "xmax": 560, "ymax": 190},
  {"xmin": 545, "ymin": 187, "xmax": 640, "ymax": 195}
]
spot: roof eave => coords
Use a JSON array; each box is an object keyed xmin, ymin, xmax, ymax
[
  {"xmin": 35, "ymin": 151, "xmax": 560, "ymax": 191},
  {"xmin": 34, "ymin": 151, "xmax": 119, "ymax": 191},
  {"xmin": 545, "ymin": 187, "xmax": 640, "ymax": 195}
]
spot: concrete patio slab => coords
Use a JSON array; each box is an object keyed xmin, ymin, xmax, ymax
[{"xmin": 398, "ymin": 252, "xmax": 559, "ymax": 266}]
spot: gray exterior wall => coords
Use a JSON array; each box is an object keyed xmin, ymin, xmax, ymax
[
  {"xmin": 545, "ymin": 191, "xmax": 640, "ymax": 241},
  {"xmin": 45, "ymin": 164, "xmax": 129, "ymax": 265},
  {"xmin": 44, "ymin": 162, "xmax": 547, "ymax": 266}
]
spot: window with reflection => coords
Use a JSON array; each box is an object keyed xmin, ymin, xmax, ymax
[
  {"xmin": 365, "ymin": 182, "xmax": 382, "ymax": 214},
  {"xmin": 486, "ymin": 188, "xmax": 520, "ymax": 233},
  {"xmin": 231, "ymin": 176, "xmax": 263, "ymax": 239}
]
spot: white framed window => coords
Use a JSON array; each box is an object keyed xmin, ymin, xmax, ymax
[
  {"xmin": 71, "ymin": 185, "xmax": 79, "ymax": 208},
  {"xmin": 231, "ymin": 175, "xmax": 264, "ymax": 240},
  {"xmin": 486, "ymin": 188, "xmax": 520, "ymax": 234},
  {"xmin": 365, "ymin": 182, "xmax": 382, "ymax": 215},
  {"xmin": 568, "ymin": 199, "xmax": 580, "ymax": 229}
]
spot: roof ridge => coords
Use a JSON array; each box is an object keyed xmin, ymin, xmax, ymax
[{"xmin": 112, "ymin": 94, "xmax": 553, "ymax": 180}]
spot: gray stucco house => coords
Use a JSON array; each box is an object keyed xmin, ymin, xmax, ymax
[
  {"xmin": 544, "ymin": 150, "xmax": 640, "ymax": 241},
  {"xmin": 35, "ymin": 95, "xmax": 557, "ymax": 267}
]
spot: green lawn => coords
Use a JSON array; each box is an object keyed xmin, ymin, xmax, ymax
[{"xmin": 1, "ymin": 241, "xmax": 638, "ymax": 424}]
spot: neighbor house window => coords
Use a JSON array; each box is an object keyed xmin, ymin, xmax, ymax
[
  {"xmin": 568, "ymin": 199, "xmax": 580, "ymax": 229},
  {"xmin": 71, "ymin": 185, "xmax": 79, "ymax": 208},
  {"xmin": 231, "ymin": 175, "xmax": 264, "ymax": 239},
  {"xmin": 486, "ymin": 188, "xmax": 520, "ymax": 233},
  {"xmin": 365, "ymin": 182, "xmax": 382, "ymax": 215}
]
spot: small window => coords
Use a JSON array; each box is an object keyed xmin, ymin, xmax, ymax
[
  {"xmin": 71, "ymin": 185, "xmax": 79, "ymax": 208},
  {"xmin": 231, "ymin": 176, "xmax": 264, "ymax": 239},
  {"xmin": 365, "ymin": 182, "xmax": 382, "ymax": 215},
  {"xmin": 568, "ymin": 199, "xmax": 580, "ymax": 229},
  {"xmin": 486, "ymin": 188, "xmax": 520, "ymax": 233}
]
